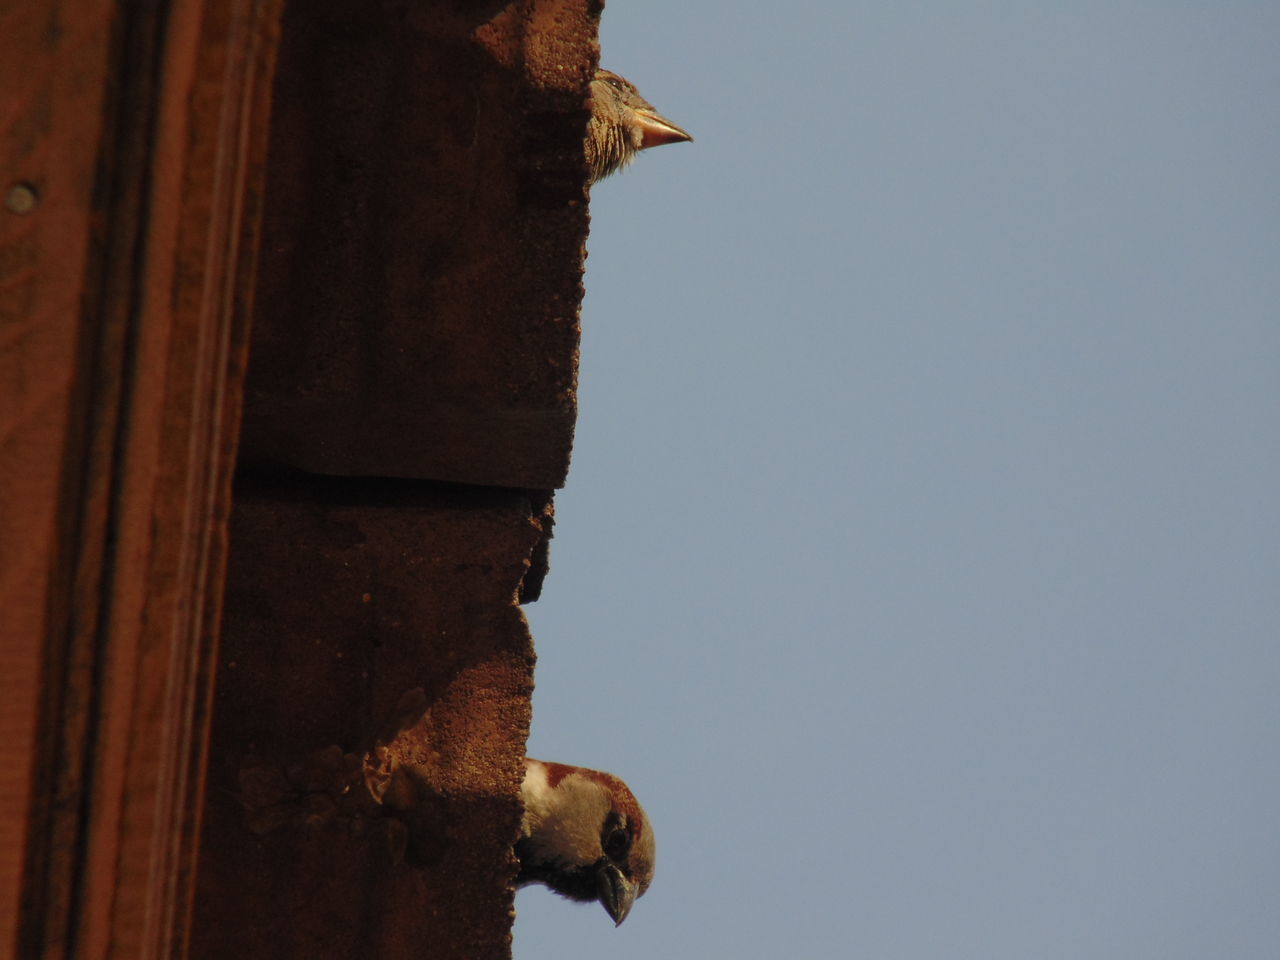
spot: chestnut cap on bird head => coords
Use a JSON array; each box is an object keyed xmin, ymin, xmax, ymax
[{"xmin": 516, "ymin": 759, "xmax": 656, "ymax": 925}]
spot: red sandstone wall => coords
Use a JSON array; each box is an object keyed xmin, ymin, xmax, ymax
[
  {"xmin": 189, "ymin": 3, "xmax": 599, "ymax": 959},
  {"xmin": 3, "ymin": 2, "xmax": 598, "ymax": 958}
]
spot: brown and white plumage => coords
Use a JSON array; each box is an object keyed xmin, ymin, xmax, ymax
[
  {"xmin": 586, "ymin": 69, "xmax": 692, "ymax": 183},
  {"xmin": 516, "ymin": 759, "xmax": 656, "ymax": 925}
]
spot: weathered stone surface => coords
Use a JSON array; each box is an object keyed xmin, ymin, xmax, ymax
[
  {"xmin": 1, "ymin": 1, "xmax": 283, "ymax": 956},
  {"xmin": 238, "ymin": 0, "xmax": 596, "ymax": 489},
  {"xmin": 5, "ymin": 2, "xmax": 595, "ymax": 956},
  {"xmin": 194, "ymin": 479, "xmax": 544, "ymax": 960},
  {"xmin": 193, "ymin": 4, "xmax": 598, "ymax": 956}
]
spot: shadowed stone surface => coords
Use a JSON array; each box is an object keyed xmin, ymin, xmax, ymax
[
  {"xmin": 194, "ymin": 479, "xmax": 543, "ymax": 960},
  {"xmin": 191, "ymin": 2, "xmax": 599, "ymax": 958},
  {"xmin": 238, "ymin": 0, "xmax": 595, "ymax": 489}
]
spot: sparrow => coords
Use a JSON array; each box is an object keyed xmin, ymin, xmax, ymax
[
  {"xmin": 586, "ymin": 69, "xmax": 693, "ymax": 183},
  {"xmin": 516, "ymin": 758, "xmax": 656, "ymax": 925}
]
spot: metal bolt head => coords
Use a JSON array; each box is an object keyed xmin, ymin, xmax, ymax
[{"xmin": 5, "ymin": 182, "xmax": 39, "ymax": 215}]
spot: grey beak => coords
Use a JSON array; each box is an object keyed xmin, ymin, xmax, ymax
[{"xmin": 597, "ymin": 861, "xmax": 638, "ymax": 926}]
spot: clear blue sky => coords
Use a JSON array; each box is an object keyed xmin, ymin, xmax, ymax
[{"xmin": 517, "ymin": 4, "xmax": 1280, "ymax": 958}]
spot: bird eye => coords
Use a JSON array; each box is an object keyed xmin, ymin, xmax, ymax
[{"xmin": 604, "ymin": 827, "xmax": 631, "ymax": 861}]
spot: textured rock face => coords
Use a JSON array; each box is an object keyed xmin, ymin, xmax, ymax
[
  {"xmin": 3, "ymin": 1, "xmax": 597, "ymax": 956},
  {"xmin": 189, "ymin": 2, "xmax": 599, "ymax": 959},
  {"xmin": 237, "ymin": 0, "xmax": 596, "ymax": 490},
  {"xmin": 194, "ymin": 481, "xmax": 544, "ymax": 960}
]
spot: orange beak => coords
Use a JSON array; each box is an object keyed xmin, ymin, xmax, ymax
[{"xmin": 635, "ymin": 111, "xmax": 694, "ymax": 150}]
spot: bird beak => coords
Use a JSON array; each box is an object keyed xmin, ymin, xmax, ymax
[
  {"xmin": 596, "ymin": 861, "xmax": 639, "ymax": 926},
  {"xmin": 634, "ymin": 111, "xmax": 693, "ymax": 150}
]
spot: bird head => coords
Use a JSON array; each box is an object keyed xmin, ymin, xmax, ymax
[
  {"xmin": 516, "ymin": 758, "xmax": 656, "ymax": 925},
  {"xmin": 586, "ymin": 69, "xmax": 692, "ymax": 183}
]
